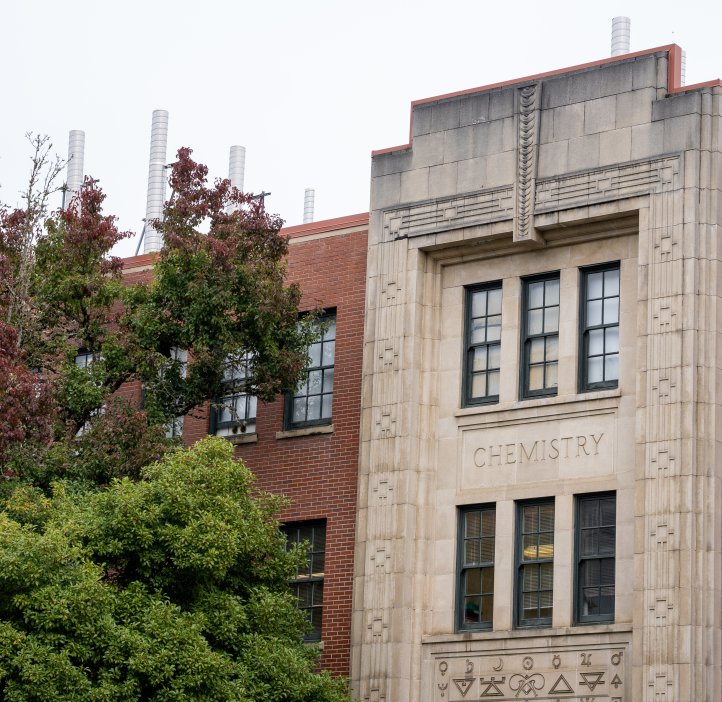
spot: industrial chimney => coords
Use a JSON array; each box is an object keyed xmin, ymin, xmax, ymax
[
  {"xmin": 303, "ymin": 188, "xmax": 315, "ymax": 224},
  {"xmin": 227, "ymin": 145, "xmax": 246, "ymax": 213},
  {"xmin": 64, "ymin": 130, "xmax": 85, "ymax": 207},
  {"xmin": 143, "ymin": 109, "xmax": 169, "ymax": 253},
  {"xmin": 611, "ymin": 16, "xmax": 631, "ymax": 57},
  {"xmin": 228, "ymin": 145, "xmax": 246, "ymax": 192}
]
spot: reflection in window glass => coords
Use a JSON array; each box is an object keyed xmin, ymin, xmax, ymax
[
  {"xmin": 518, "ymin": 501, "xmax": 554, "ymax": 626},
  {"xmin": 465, "ymin": 285, "xmax": 502, "ymax": 405},
  {"xmin": 283, "ymin": 522, "xmax": 326, "ymax": 641},
  {"xmin": 287, "ymin": 313, "xmax": 335, "ymax": 428},
  {"xmin": 581, "ymin": 265, "xmax": 620, "ymax": 390},
  {"xmin": 522, "ymin": 276, "xmax": 559, "ymax": 397},
  {"xmin": 459, "ymin": 506, "xmax": 496, "ymax": 629}
]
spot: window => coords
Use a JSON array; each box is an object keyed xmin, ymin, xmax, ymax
[
  {"xmin": 285, "ymin": 313, "xmax": 335, "ymax": 429},
  {"xmin": 464, "ymin": 284, "xmax": 502, "ymax": 405},
  {"xmin": 576, "ymin": 493, "xmax": 616, "ymax": 623},
  {"xmin": 517, "ymin": 500, "xmax": 554, "ymax": 627},
  {"xmin": 458, "ymin": 505, "xmax": 496, "ymax": 630},
  {"xmin": 283, "ymin": 521, "xmax": 326, "ymax": 641},
  {"xmin": 165, "ymin": 347, "xmax": 187, "ymax": 439},
  {"xmin": 211, "ymin": 352, "xmax": 256, "ymax": 436},
  {"xmin": 580, "ymin": 264, "xmax": 620, "ymax": 391},
  {"xmin": 521, "ymin": 275, "xmax": 559, "ymax": 398}
]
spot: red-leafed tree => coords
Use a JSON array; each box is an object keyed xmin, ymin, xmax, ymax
[{"xmin": 0, "ymin": 143, "xmax": 316, "ymax": 485}]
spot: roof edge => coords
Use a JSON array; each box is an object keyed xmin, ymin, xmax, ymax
[
  {"xmin": 372, "ymin": 44, "xmax": 685, "ymax": 157},
  {"xmin": 281, "ymin": 212, "xmax": 369, "ymax": 238}
]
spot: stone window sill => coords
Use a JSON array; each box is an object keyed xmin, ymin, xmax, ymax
[
  {"xmin": 276, "ymin": 424, "xmax": 334, "ymax": 440},
  {"xmin": 223, "ymin": 432, "xmax": 258, "ymax": 445},
  {"xmin": 423, "ymin": 622, "xmax": 631, "ymax": 645}
]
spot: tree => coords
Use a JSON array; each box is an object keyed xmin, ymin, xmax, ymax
[
  {"xmin": 0, "ymin": 437, "xmax": 352, "ymax": 701},
  {"xmin": 0, "ymin": 145, "xmax": 316, "ymax": 483}
]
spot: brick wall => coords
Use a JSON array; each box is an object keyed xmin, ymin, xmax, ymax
[{"xmin": 182, "ymin": 215, "xmax": 368, "ymax": 676}]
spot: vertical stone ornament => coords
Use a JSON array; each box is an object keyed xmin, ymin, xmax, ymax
[{"xmin": 513, "ymin": 84, "xmax": 542, "ymax": 244}]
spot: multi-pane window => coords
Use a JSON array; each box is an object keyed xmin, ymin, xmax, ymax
[
  {"xmin": 522, "ymin": 275, "xmax": 559, "ymax": 398},
  {"xmin": 165, "ymin": 347, "xmax": 187, "ymax": 439},
  {"xmin": 576, "ymin": 493, "xmax": 616, "ymax": 623},
  {"xmin": 517, "ymin": 500, "xmax": 555, "ymax": 627},
  {"xmin": 458, "ymin": 505, "xmax": 496, "ymax": 630},
  {"xmin": 212, "ymin": 352, "xmax": 256, "ymax": 436},
  {"xmin": 286, "ymin": 313, "xmax": 335, "ymax": 429},
  {"xmin": 283, "ymin": 521, "xmax": 326, "ymax": 641},
  {"xmin": 580, "ymin": 264, "xmax": 620, "ymax": 391},
  {"xmin": 464, "ymin": 285, "xmax": 502, "ymax": 405}
]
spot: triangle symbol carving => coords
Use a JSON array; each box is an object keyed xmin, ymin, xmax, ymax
[
  {"xmin": 549, "ymin": 674, "xmax": 574, "ymax": 694},
  {"xmin": 453, "ymin": 678, "xmax": 474, "ymax": 697}
]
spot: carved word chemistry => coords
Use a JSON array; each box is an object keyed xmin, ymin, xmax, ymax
[{"xmin": 474, "ymin": 433, "xmax": 605, "ymax": 468}]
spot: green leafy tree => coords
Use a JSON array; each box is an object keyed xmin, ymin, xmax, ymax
[
  {"xmin": 0, "ymin": 437, "xmax": 352, "ymax": 701},
  {"xmin": 1, "ymin": 145, "xmax": 316, "ymax": 484}
]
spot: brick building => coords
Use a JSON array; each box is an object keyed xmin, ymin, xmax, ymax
[{"xmin": 122, "ymin": 212, "xmax": 368, "ymax": 676}]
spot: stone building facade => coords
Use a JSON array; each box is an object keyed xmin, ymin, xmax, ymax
[{"xmin": 352, "ymin": 45, "xmax": 722, "ymax": 701}]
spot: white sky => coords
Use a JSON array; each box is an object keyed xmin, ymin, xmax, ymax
[{"xmin": 1, "ymin": 0, "xmax": 720, "ymax": 258}]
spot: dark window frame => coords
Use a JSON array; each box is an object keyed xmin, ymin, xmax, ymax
[
  {"xmin": 520, "ymin": 273, "xmax": 560, "ymax": 399},
  {"xmin": 575, "ymin": 492, "xmax": 616, "ymax": 624},
  {"xmin": 283, "ymin": 520, "xmax": 326, "ymax": 642},
  {"xmin": 515, "ymin": 498, "xmax": 555, "ymax": 628},
  {"xmin": 456, "ymin": 504, "xmax": 496, "ymax": 631},
  {"xmin": 210, "ymin": 352, "xmax": 257, "ymax": 436},
  {"xmin": 284, "ymin": 311, "xmax": 336, "ymax": 430},
  {"xmin": 463, "ymin": 282, "xmax": 503, "ymax": 407},
  {"xmin": 579, "ymin": 262, "xmax": 621, "ymax": 392}
]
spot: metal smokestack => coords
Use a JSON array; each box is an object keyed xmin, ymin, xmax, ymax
[
  {"xmin": 143, "ymin": 109, "xmax": 169, "ymax": 253},
  {"xmin": 681, "ymin": 50, "xmax": 687, "ymax": 86},
  {"xmin": 303, "ymin": 188, "xmax": 315, "ymax": 224},
  {"xmin": 228, "ymin": 145, "xmax": 246, "ymax": 191},
  {"xmin": 65, "ymin": 130, "xmax": 85, "ymax": 206},
  {"xmin": 611, "ymin": 16, "xmax": 631, "ymax": 57}
]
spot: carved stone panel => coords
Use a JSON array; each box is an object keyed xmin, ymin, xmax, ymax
[{"xmin": 433, "ymin": 645, "xmax": 628, "ymax": 701}]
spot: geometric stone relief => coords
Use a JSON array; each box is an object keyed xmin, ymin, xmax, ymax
[
  {"xmin": 382, "ymin": 186, "xmax": 513, "ymax": 240},
  {"xmin": 513, "ymin": 84, "xmax": 541, "ymax": 243},
  {"xmin": 535, "ymin": 156, "xmax": 680, "ymax": 214},
  {"xmin": 650, "ymin": 446, "xmax": 676, "ymax": 476},
  {"xmin": 366, "ymin": 611, "xmax": 390, "ymax": 644},
  {"xmin": 433, "ymin": 645, "xmax": 628, "ymax": 701},
  {"xmin": 374, "ymin": 405, "xmax": 398, "ymax": 439},
  {"xmin": 376, "ymin": 337, "xmax": 401, "ymax": 372},
  {"xmin": 381, "ymin": 155, "xmax": 680, "ymax": 243},
  {"xmin": 371, "ymin": 475, "xmax": 394, "ymax": 503},
  {"xmin": 651, "ymin": 298, "xmax": 679, "ymax": 333},
  {"xmin": 369, "ymin": 541, "xmax": 392, "ymax": 574},
  {"xmin": 379, "ymin": 279, "xmax": 402, "ymax": 307}
]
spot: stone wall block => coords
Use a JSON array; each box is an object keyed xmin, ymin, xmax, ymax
[
  {"xmin": 616, "ymin": 88, "xmax": 656, "ymax": 128},
  {"xmin": 412, "ymin": 105, "xmax": 433, "ymax": 137},
  {"xmin": 489, "ymin": 89, "xmax": 514, "ymax": 120},
  {"xmin": 663, "ymin": 114, "xmax": 700, "ymax": 153},
  {"xmin": 443, "ymin": 125, "xmax": 474, "ymax": 164},
  {"xmin": 552, "ymin": 101, "xmax": 585, "ymax": 141},
  {"xmin": 599, "ymin": 127, "xmax": 632, "ymax": 166},
  {"xmin": 652, "ymin": 92, "xmax": 702, "ymax": 122},
  {"xmin": 459, "ymin": 93, "xmax": 490, "ymax": 127},
  {"xmin": 431, "ymin": 100, "xmax": 461, "ymax": 132},
  {"xmin": 584, "ymin": 95, "xmax": 617, "ymax": 135},
  {"xmin": 409, "ymin": 133, "xmax": 445, "ymax": 170}
]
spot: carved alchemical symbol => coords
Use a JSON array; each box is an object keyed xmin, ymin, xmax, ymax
[
  {"xmin": 479, "ymin": 676, "xmax": 505, "ymax": 697},
  {"xmin": 453, "ymin": 679, "xmax": 474, "ymax": 698},
  {"xmin": 579, "ymin": 672, "xmax": 605, "ymax": 692},
  {"xmin": 611, "ymin": 651, "xmax": 623, "ymax": 666},
  {"xmin": 465, "ymin": 659, "xmax": 474, "ymax": 675},
  {"xmin": 548, "ymin": 674, "xmax": 573, "ymax": 694},
  {"xmin": 492, "ymin": 658, "xmax": 504, "ymax": 671},
  {"xmin": 522, "ymin": 656, "xmax": 534, "ymax": 671},
  {"xmin": 580, "ymin": 652, "xmax": 592, "ymax": 666},
  {"xmin": 552, "ymin": 655, "xmax": 561, "ymax": 669},
  {"xmin": 611, "ymin": 673, "xmax": 623, "ymax": 689},
  {"xmin": 438, "ymin": 661, "xmax": 448, "ymax": 676},
  {"xmin": 509, "ymin": 673, "xmax": 545, "ymax": 698},
  {"xmin": 438, "ymin": 682, "xmax": 448, "ymax": 698}
]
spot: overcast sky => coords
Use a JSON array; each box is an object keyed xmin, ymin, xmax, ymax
[{"xmin": 1, "ymin": 0, "xmax": 720, "ymax": 258}]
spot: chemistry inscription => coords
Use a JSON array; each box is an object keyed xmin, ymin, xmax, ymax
[
  {"xmin": 474, "ymin": 433, "xmax": 605, "ymax": 467},
  {"xmin": 461, "ymin": 415, "xmax": 616, "ymax": 488}
]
